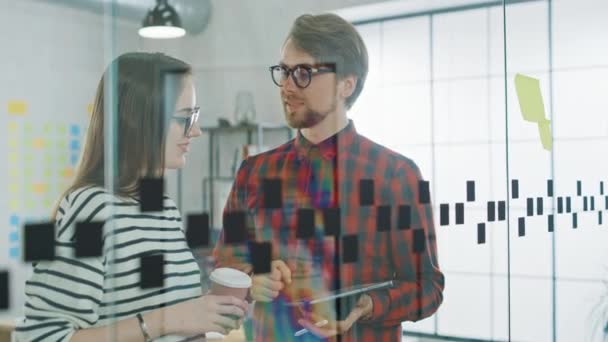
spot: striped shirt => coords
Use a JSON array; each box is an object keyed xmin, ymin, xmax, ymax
[{"xmin": 15, "ymin": 186, "xmax": 202, "ymax": 342}]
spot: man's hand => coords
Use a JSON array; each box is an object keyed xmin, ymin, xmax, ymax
[
  {"xmin": 250, "ymin": 260, "xmax": 292, "ymax": 302},
  {"xmin": 297, "ymin": 294, "xmax": 374, "ymax": 337}
]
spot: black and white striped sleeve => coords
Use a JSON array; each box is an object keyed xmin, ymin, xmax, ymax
[{"xmin": 15, "ymin": 187, "xmax": 110, "ymax": 342}]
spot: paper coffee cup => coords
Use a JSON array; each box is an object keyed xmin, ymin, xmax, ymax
[{"xmin": 209, "ymin": 267, "xmax": 252, "ymax": 300}]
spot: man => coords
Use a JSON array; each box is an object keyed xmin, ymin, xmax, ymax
[{"xmin": 213, "ymin": 13, "xmax": 444, "ymax": 341}]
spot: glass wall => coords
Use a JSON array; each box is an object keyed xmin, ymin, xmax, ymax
[{"xmin": 0, "ymin": 0, "xmax": 607, "ymax": 341}]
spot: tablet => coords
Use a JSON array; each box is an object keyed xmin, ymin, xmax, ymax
[{"xmin": 285, "ymin": 280, "xmax": 394, "ymax": 307}]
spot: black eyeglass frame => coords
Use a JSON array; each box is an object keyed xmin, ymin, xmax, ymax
[{"xmin": 269, "ymin": 63, "xmax": 337, "ymax": 88}]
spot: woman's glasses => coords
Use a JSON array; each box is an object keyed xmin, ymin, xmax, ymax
[{"xmin": 172, "ymin": 106, "xmax": 200, "ymax": 137}]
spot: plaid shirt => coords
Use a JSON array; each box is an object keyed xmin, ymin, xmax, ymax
[{"xmin": 213, "ymin": 120, "xmax": 444, "ymax": 341}]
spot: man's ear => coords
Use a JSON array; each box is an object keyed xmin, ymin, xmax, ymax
[{"xmin": 339, "ymin": 75, "xmax": 358, "ymax": 99}]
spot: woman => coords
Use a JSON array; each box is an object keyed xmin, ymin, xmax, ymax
[{"xmin": 15, "ymin": 52, "xmax": 247, "ymax": 341}]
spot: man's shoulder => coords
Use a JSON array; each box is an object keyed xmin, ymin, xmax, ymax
[{"xmin": 355, "ymin": 133, "xmax": 420, "ymax": 172}]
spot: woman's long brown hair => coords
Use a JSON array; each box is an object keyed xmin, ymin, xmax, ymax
[{"xmin": 53, "ymin": 52, "xmax": 191, "ymax": 219}]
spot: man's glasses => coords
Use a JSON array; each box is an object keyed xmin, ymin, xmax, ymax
[
  {"xmin": 172, "ymin": 106, "xmax": 200, "ymax": 137},
  {"xmin": 269, "ymin": 63, "xmax": 336, "ymax": 89}
]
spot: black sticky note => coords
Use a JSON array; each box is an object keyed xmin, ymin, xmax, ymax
[
  {"xmin": 359, "ymin": 179, "xmax": 375, "ymax": 206},
  {"xmin": 487, "ymin": 201, "xmax": 496, "ymax": 222},
  {"xmin": 323, "ymin": 208, "xmax": 341, "ymax": 236},
  {"xmin": 413, "ymin": 229, "xmax": 426, "ymax": 253},
  {"xmin": 526, "ymin": 198, "xmax": 534, "ymax": 217},
  {"xmin": 572, "ymin": 213, "xmax": 578, "ymax": 229},
  {"xmin": 498, "ymin": 201, "xmax": 506, "ymax": 221},
  {"xmin": 548, "ymin": 214, "xmax": 554, "ymax": 232},
  {"xmin": 466, "ymin": 181, "xmax": 475, "ymax": 202},
  {"xmin": 537, "ymin": 197, "xmax": 543, "ymax": 216},
  {"xmin": 512, "ymin": 179, "xmax": 519, "ymax": 199},
  {"xmin": 263, "ymin": 178, "xmax": 282, "ymax": 209},
  {"xmin": 75, "ymin": 221, "xmax": 103, "ymax": 258},
  {"xmin": 583, "ymin": 197, "xmax": 588, "ymax": 211},
  {"xmin": 249, "ymin": 241, "xmax": 272, "ymax": 274},
  {"xmin": 440, "ymin": 204, "xmax": 449, "ymax": 226},
  {"xmin": 139, "ymin": 177, "xmax": 164, "ymax": 212},
  {"xmin": 477, "ymin": 223, "xmax": 486, "ymax": 244},
  {"xmin": 557, "ymin": 197, "xmax": 563, "ymax": 213},
  {"xmin": 566, "ymin": 197, "xmax": 572, "ymax": 213},
  {"xmin": 418, "ymin": 180, "xmax": 430, "ymax": 204},
  {"xmin": 455, "ymin": 203, "xmax": 464, "ymax": 225},
  {"xmin": 342, "ymin": 235, "xmax": 358, "ymax": 263},
  {"xmin": 398, "ymin": 205, "xmax": 411, "ymax": 230},
  {"xmin": 377, "ymin": 205, "xmax": 392, "ymax": 231},
  {"xmin": 140, "ymin": 254, "xmax": 164, "ymax": 289},
  {"xmin": 601, "ymin": 181, "xmax": 605, "ymax": 195},
  {"xmin": 297, "ymin": 208, "xmax": 315, "ymax": 239},
  {"xmin": 24, "ymin": 223, "xmax": 55, "ymax": 262},
  {"xmin": 0, "ymin": 271, "xmax": 8, "ymax": 310},
  {"xmin": 591, "ymin": 196, "xmax": 595, "ymax": 211},
  {"xmin": 599, "ymin": 211, "xmax": 603, "ymax": 225},
  {"xmin": 518, "ymin": 217, "xmax": 526, "ymax": 237},
  {"xmin": 223, "ymin": 211, "xmax": 247, "ymax": 244},
  {"xmin": 547, "ymin": 180, "xmax": 554, "ymax": 197},
  {"xmin": 186, "ymin": 213, "xmax": 210, "ymax": 249},
  {"xmin": 605, "ymin": 196, "xmax": 608, "ymax": 210},
  {"xmin": 577, "ymin": 181, "xmax": 582, "ymax": 196}
]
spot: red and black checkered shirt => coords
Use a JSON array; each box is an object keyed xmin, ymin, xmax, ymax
[{"xmin": 213, "ymin": 120, "xmax": 444, "ymax": 341}]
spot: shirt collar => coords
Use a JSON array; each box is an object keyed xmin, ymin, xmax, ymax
[{"xmin": 294, "ymin": 120, "xmax": 357, "ymax": 160}]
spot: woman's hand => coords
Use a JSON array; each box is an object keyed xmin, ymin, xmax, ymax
[{"xmin": 164, "ymin": 294, "xmax": 249, "ymax": 336}]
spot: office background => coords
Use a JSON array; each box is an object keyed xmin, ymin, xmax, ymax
[{"xmin": 1, "ymin": 0, "xmax": 607, "ymax": 341}]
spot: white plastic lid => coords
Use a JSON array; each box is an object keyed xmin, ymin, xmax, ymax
[{"xmin": 209, "ymin": 268, "xmax": 252, "ymax": 288}]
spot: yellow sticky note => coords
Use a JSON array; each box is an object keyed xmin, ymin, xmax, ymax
[
  {"xmin": 9, "ymin": 199, "xmax": 20, "ymax": 210},
  {"xmin": 9, "ymin": 168, "xmax": 19, "ymax": 178},
  {"xmin": 26, "ymin": 199, "xmax": 35, "ymax": 209},
  {"xmin": 32, "ymin": 183, "xmax": 48, "ymax": 194},
  {"xmin": 9, "ymin": 184, "xmax": 19, "ymax": 194},
  {"xmin": 62, "ymin": 167, "xmax": 75, "ymax": 178},
  {"xmin": 8, "ymin": 122, "xmax": 18, "ymax": 133},
  {"xmin": 8, "ymin": 101, "xmax": 27, "ymax": 115},
  {"xmin": 538, "ymin": 122, "xmax": 552, "ymax": 151},
  {"xmin": 87, "ymin": 103, "xmax": 94, "ymax": 115},
  {"xmin": 32, "ymin": 138, "xmax": 46, "ymax": 149},
  {"xmin": 8, "ymin": 138, "xmax": 18, "ymax": 149},
  {"xmin": 8, "ymin": 152, "xmax": 18, "ymax": 163}
]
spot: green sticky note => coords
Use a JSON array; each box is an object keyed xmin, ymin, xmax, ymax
[
  {"xmin": 24, "ymin": 168, "xmax": 32, "ymax": 177},
  {"xmin": 58, "ymin": 154, "xmax": 68, "ymax": 164},
  {"xmin": 58, "ymin": 125, "xmax": 67, "ymax": 135},
  {"xmin": 514, "ymin": 73, "xmax": 552, "ymax": 151},
  {"xmin": 44, "ymin": 123, "xmax": 52, "ymax": 134},
  {"xmin": 58, "ymin": 140, "xmax": 67, "ymax": 149},
  {"xmin": 538, "ymin": 122, "xmax": 552, "ymax": 151}
]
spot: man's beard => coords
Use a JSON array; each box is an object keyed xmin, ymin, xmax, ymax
[{"xmin": 283, "ymin": 99, "xmax": 337, "ymax": 129}]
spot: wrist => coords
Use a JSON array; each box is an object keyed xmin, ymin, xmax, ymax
[{"xmin": 143, "ymin": 307, "xmax": 169, "ymax": 338}]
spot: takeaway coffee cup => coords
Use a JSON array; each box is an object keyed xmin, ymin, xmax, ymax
[{"xmin": 209, "ymin": 267, "xmax": 252, "ymax": 300}]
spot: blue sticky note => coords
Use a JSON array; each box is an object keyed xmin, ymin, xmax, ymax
[
  {"xmin": 10, "ymin": 215, "xmax": 19, "ymax": 227},
  {"xmin": 9, "ymin": 247, "xmax": 19, "ymax": 259},
  {"xmin": 9, "ymin": 231, "xmax": 19, "ymax": 242},
  {"xmin": 70, "ymin": 140, "xmax": 80, "ymax": 150},
  {"xmin": 70, "ymin": 125, "xmax": 80, "ymax": 136},
  {"xmin": 71, "ymin": 153, "xmax": 79, "ymax": 165}
]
